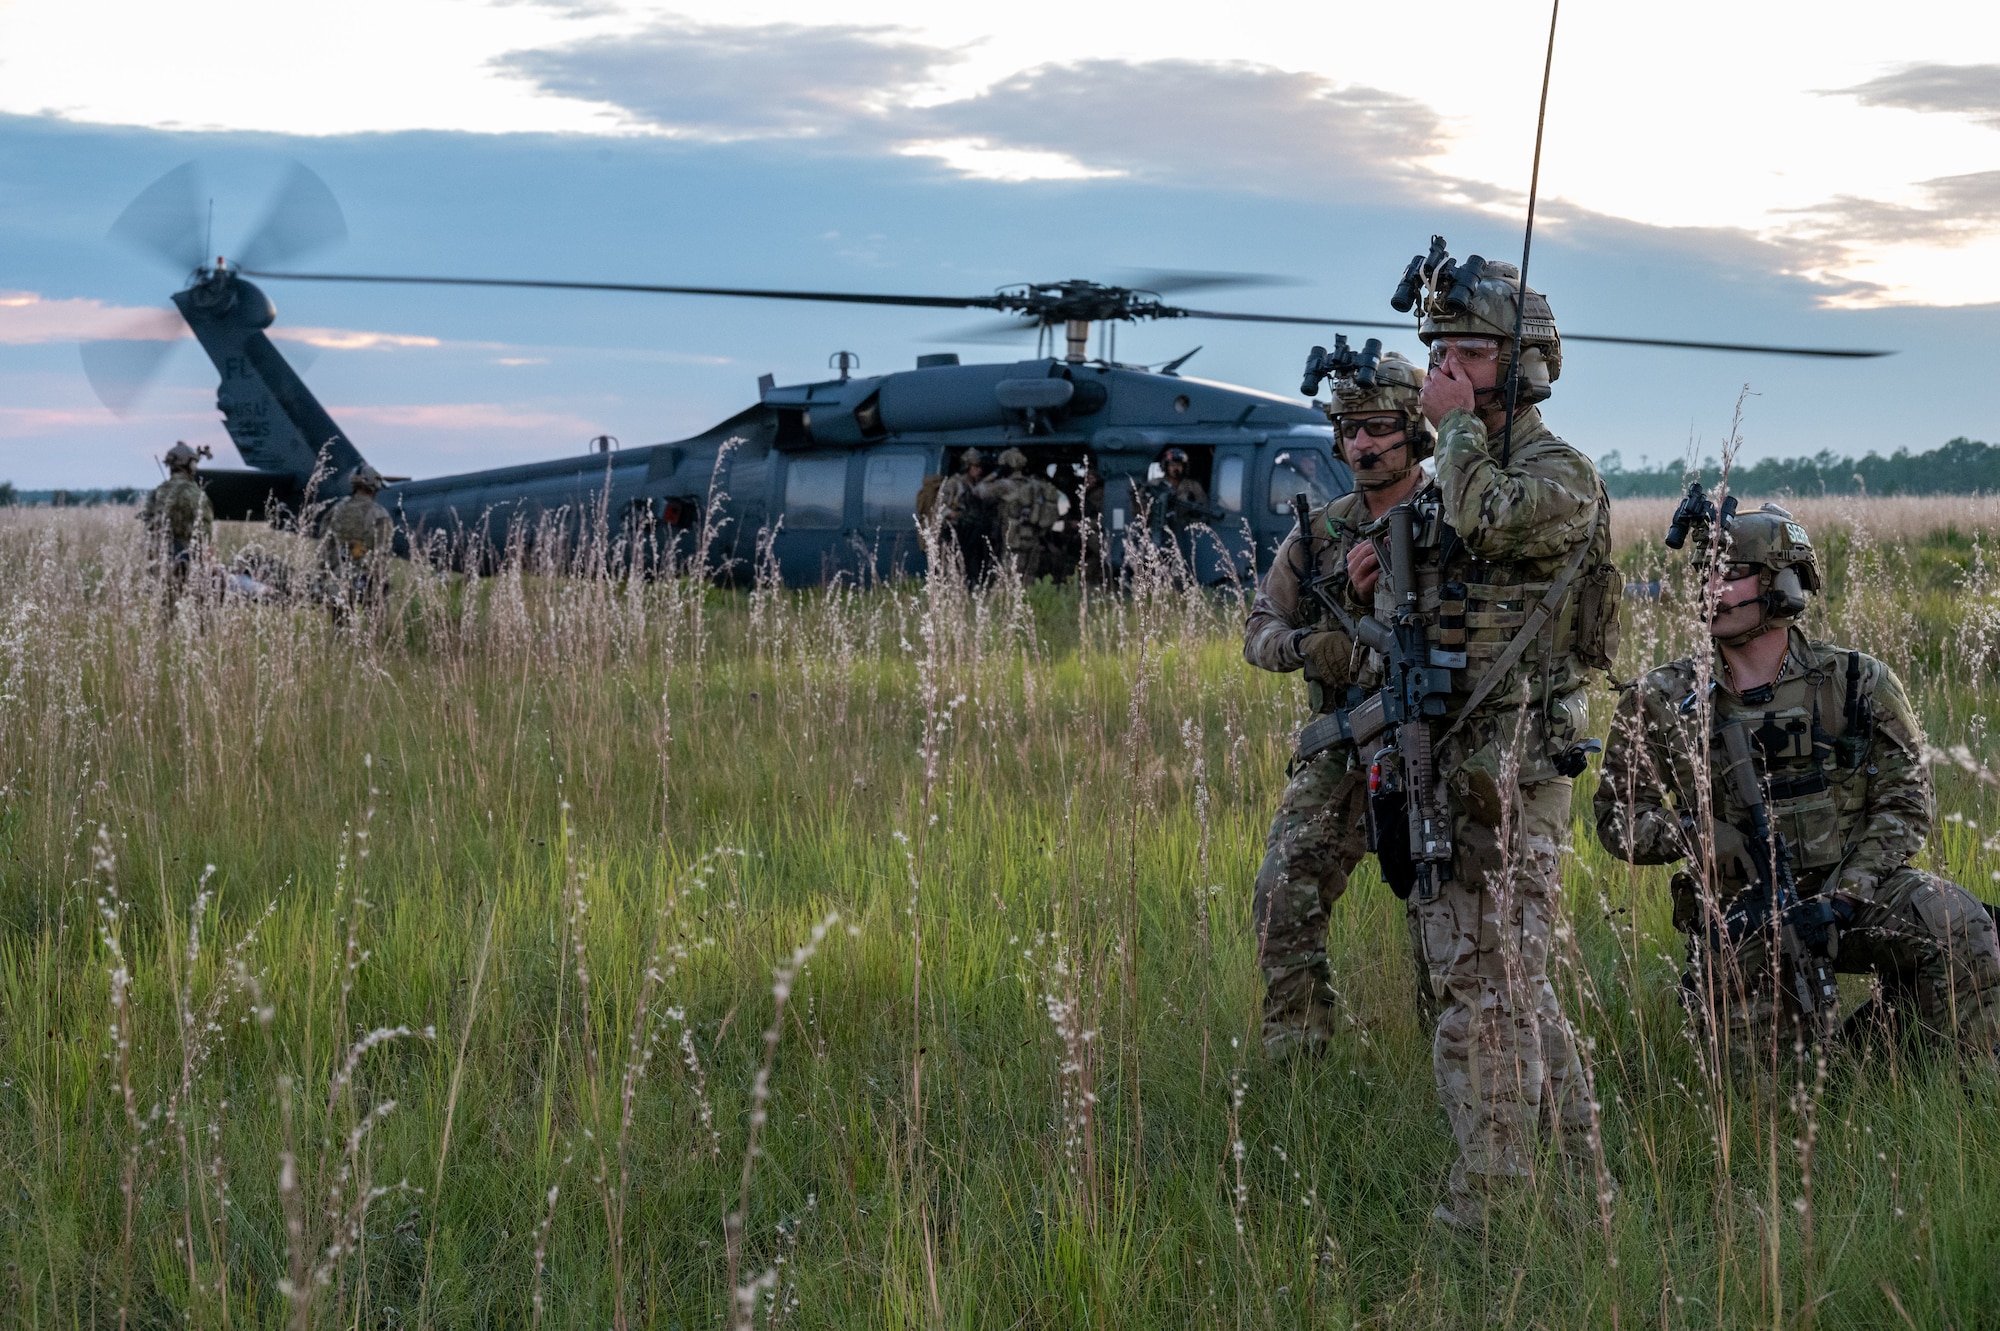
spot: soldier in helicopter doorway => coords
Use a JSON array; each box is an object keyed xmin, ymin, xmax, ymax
[
  {"xmin": 988, "ymin": 447, "xmax": 1063, "ymax": 581},
  {"xmin": 931, "ymin": 448, "xmax": 999, "ymax": 585},
  {"xmin": 1595, "ymin": 499, "xmax": 2000, "ymax": 1068}
]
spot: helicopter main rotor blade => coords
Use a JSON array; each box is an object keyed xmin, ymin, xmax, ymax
[
  {"xmin": 236, "ymin": 162, "xmax": 348, "ymax": 271},
  {"xmin": 1174, "ymin": 307, "xmax": 1415, "ymax": 333},
  {"xmin": 1558, "ymin": 332, "xmax": 1890, "ymax": 359},
  {"xmin": 244, "ymin": 269, "xmax": 1011, "ymax": 312},
  {"xmin": 1114, "ymin": 267, "xmax": 1296, "ymax": 296},
  {"xmin": 109, "ymin": 162, "xmax": 208, "ymax": 273},
  {"xmin": 932, "ymin": 315, "xmax": 1045, "ymax": 344},
  {"xmin": 1175, "ymin": 307, "xmax": 1891, "ymax": 359}
]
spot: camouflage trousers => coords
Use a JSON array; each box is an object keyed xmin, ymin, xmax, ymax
[
  {"xmin": 1417, "ymin": 776, "xmax": 1600, "ymax": 1219},
  {"xmin": 1682, "ymin": 865, "xmax": 2000, "ymax": 1065},
  {"xmin": 1252, "ymin": 750, "xmax": 1432, "ymax": 1057}
]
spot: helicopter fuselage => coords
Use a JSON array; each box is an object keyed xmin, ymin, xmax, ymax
[{"xmin": 182, "ymin": 275, "xmax": 1352, "ymax": 584}]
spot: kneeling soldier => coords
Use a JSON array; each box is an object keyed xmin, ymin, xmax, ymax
[{"xmin": 1595, "ymin": 501, "xmax": 2000, "ymax": 1066}]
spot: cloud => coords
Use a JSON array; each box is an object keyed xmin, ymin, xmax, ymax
[
  {"xmin": 494, "ymin": 19, "xmax": 953, "ymax": 140},
  {"xmin": 911, "ymin": 60, "xmax": 1441, "ymax": 192},
  {"xmin": 272, "ymin": 327, "xmax": 442, "ymax": 351},
  {"xmin": 332, "ymin": 402, "xmax": 601, "ymax": 433},
  {"xmin": 497, "ymin": 21, "xmax": 1440, "ymax": 191},
  {"xmin": 1782, "ymin": 170, "xmax": 2000, "ymax": 249},
  {"xmin": 0, "ymin": 292, "xmax": 182, "ymax": 345},
  {"xmin": 1833, "ymin": 64, "xmax": 2000, "ymax": 128}
]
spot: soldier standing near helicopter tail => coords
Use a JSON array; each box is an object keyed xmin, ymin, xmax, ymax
[
  {"xmin": 1365, "ymin": 245, "xmax": 1620, "ymax": 1228},
  {"xmin": 141, "ymin": 441, "xmax": 215, "ymax": 598},
  {"xmin": 1595, "ymin": 502, "xmax": 2000, "ymax": 1067},
  {"xmin": 319, "ymin": 463, "xmax": 394, "ymax": 616},
  {"xmin": 1244, "ymin": 349, "xmax": 1441, "ymax": 1054}
]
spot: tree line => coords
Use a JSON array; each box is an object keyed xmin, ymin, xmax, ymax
[{"xmin": 1600, "ymin": 437, "xmax": 2000, "ymax": 499}]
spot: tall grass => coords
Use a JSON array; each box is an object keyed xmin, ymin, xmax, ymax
[{"xmin": 0, "ymin": 497, "xmax": 1994, "ymax": 1327}]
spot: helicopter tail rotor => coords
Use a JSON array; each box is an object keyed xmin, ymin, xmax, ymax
[{"xmin": 80, "ymin": 308, "xmax": 187, "ymax": 417}]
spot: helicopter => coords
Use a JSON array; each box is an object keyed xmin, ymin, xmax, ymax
[{"xmin": 84, "ymin": 163, "xmax": 1892, "ymax": 588}]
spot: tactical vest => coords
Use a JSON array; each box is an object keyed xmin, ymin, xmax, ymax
[
  {"xmin": 1702, "ymin": 644, "xmax": 1876, "ymax": 884},
  {"xmin": 1356, "ymin": 489, "xmax": 1595, "ymax": 717}
]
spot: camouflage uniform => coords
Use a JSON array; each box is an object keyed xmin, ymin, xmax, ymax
[
  {"xmin": 1421, "ymin": 403, "xmax": 1613, "ymax": 1220},
  {"xmin": 1244, "ymin": 487, "xmax": 1433, "ymax": 1053},
  {"xmin": 935, "ymin": 452, "xmax": 998, "ymax": 584},
  {"xmin": 320, "ymin": 472, "xmax": 395, "ymax": 614},
  {"xmin": 142, "ymin": 475, "xmax": 213, "ymax": 557},
  {"xmin": 141, "ymin": 446, "xmax": 214, "ymax": 598},
  {"xmin": 986, "ymin": 448, "xmax": 1062, "ymax": 579},
  {"xmin": 1596, "ymin": 630, "xmax": 2000, "ymax": 1062}
]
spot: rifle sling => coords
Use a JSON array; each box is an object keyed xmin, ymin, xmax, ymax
[{"xmin": 1440, "ymin": 535, "xmax": 1594, "ymax": 746}]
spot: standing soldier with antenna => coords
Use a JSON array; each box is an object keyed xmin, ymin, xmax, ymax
[
  {"xmin": 1372, "ymin": 239, "xmax": 1621, "ymax": 1230},
  {"xmin": 141, "ymin": 440, "xmax": 214, "ymax": 604}
]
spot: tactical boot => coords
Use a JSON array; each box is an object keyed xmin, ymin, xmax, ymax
[{"xmin": 1261, "ymin": 961, "xmax": 1342, "ymax": 1061}]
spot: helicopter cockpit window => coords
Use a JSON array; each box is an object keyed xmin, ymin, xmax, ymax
[
  {"xmin": 784, "ymin": 455, "xmax": 849, "ymax": 529},
  {"xmin": 1268, "ymin": 450, "xmax": 1336, "ymax": 514},
  {"xmin": 1214, "ymin": 455, "xmax": 1245, "ymax": 514},
  {"xmin": 862, "ymin": 453, "xmax": 927, "ymax": 528}
]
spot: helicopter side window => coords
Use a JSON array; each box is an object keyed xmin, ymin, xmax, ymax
[
  {"xmin": 784, "ymin": 455, "xmax": 850, "ymax": 529},
  {"xmin": 862, "ymin": 453, "xmax": 927, "ymax": 528},
  {"xmin": 1214, "ymin": 455, "xmax": 1246, "ymax": 514},
  {"xmin": 1268, "ymin": 449, "xmax": 1336, "ymax": 514}
]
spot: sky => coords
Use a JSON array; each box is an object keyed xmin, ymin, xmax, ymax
[{"xmin": 1, "ymin": 0, "xmax": 1997, "ymax": 488}]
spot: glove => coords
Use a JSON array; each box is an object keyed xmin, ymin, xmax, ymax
[
  {"xmin": 1292, "ymin": 628, "xmax": 1352, "ymax": 680},
  {"xmin": 1705, "ymin": 819, "xmax": 1762, "ymax": 885}
]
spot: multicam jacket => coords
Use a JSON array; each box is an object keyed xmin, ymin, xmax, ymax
[
  {"xmin": 1245, "ymin": 406, "xmax": 1613, "ymax": 782},
  {"xmin": 984, "ymin": 473, "xmax": 1063, "ymax": 555},
  {"xmin": 142, "ymin": 475, "xmax": 214, "ymax": 551},
  {"xmin": 1594, "ymin": 629, "xmax": 1931, "ymax": 902},
  {"xmin": 322, "ymin": 494, "xmax": 394, "ymax": 566}
]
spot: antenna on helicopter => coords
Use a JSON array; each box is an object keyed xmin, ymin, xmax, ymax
[{"xmin": 829, "ymin": 350, "xmax": 860, "ymax": 381}]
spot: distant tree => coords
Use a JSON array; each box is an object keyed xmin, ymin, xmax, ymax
[
  {"xmin": 108, "ymin": 486, "xmax": 139, "ymax": 505},
  {"xmin": 1600, "ymin": 437, "xmax": 2000, "ymax": 499},
  {"xmin": 0, "ymin": 481, "xmax": 15, "ymax": 507}
]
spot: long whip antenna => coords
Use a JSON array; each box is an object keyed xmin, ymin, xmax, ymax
[{"xmin": 1500, "ymin": 0, "xmax": 1560, "ymax": 467}]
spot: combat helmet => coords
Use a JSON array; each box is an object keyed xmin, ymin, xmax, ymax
[
  {"xmin": 163, "ymin": 441, "xmax": 203, "ymax": 474},
  {"xmin": 959, "ymin": 447, "xmax": 988, "ymax": 472},
  {"xmin": 997, "ymin": 447, "xmax": 1029, "ymax": 473},
  {"xmin": 351, "ymin": 463, "xmax": 385, "ymax": 494},
  {"xmin": 1715, "ymin": 502, "xmax": 1819, "ymax": 642},
  {"xmin": 1400, "ymin": 240, "xmax": 1561, "ymax": 407},
  {"xmin": 1329, "ymin": 349, "xmax": 1433, "ymax": 483}
]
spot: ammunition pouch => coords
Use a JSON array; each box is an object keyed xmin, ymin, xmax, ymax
[{"xmin": 1367, "ymin": 786, "xmax": 1418, "ymax": 900}]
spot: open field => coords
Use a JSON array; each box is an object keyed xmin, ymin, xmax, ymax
[{"xmin": 2, "ymin": 497, "xmax": 1999, "ymax": 1328}]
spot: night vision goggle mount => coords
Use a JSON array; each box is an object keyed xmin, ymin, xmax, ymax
[
  {"xmin": 1390, "ymin": 235, "xmax": 1488, "ymax": 317},
  {"xmin": 1663, "ymin": 480, "xmax": 1737, "ymax": 554},
  {"xmin": 1299, "ymin": 333, "xmax": 1382, "ymax": 397}
]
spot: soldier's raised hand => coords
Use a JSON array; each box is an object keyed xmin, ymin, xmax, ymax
[
  {"xmin": 1420, "ymin": 357, "xmax": 1477, "ymax": 426},
  {"xmin": 1346, "ymin": 540, "xmax": 1382, "ymax": 598}
]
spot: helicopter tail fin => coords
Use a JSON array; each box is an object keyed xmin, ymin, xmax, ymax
[{"xmin": 173, "ymin": 273, "xmax": 368, "ymax": 503}]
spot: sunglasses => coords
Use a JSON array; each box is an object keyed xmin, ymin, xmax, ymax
[
  {"xmin": 1428, "ymin": 336, "xmax": 1502, "ymax": 366},
  {"xmin": 1337, "ymin": 415, "xmax": 1407, "ymax": 440}
]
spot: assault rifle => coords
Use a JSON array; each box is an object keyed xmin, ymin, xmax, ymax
[
  {"xmin": 1291, "ymin": 502, "xmax": 1454, "ymax": 898},
  {"xmin": 1716, "ymin": 718, "xmax": 1841, "ymax": 1038}
]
